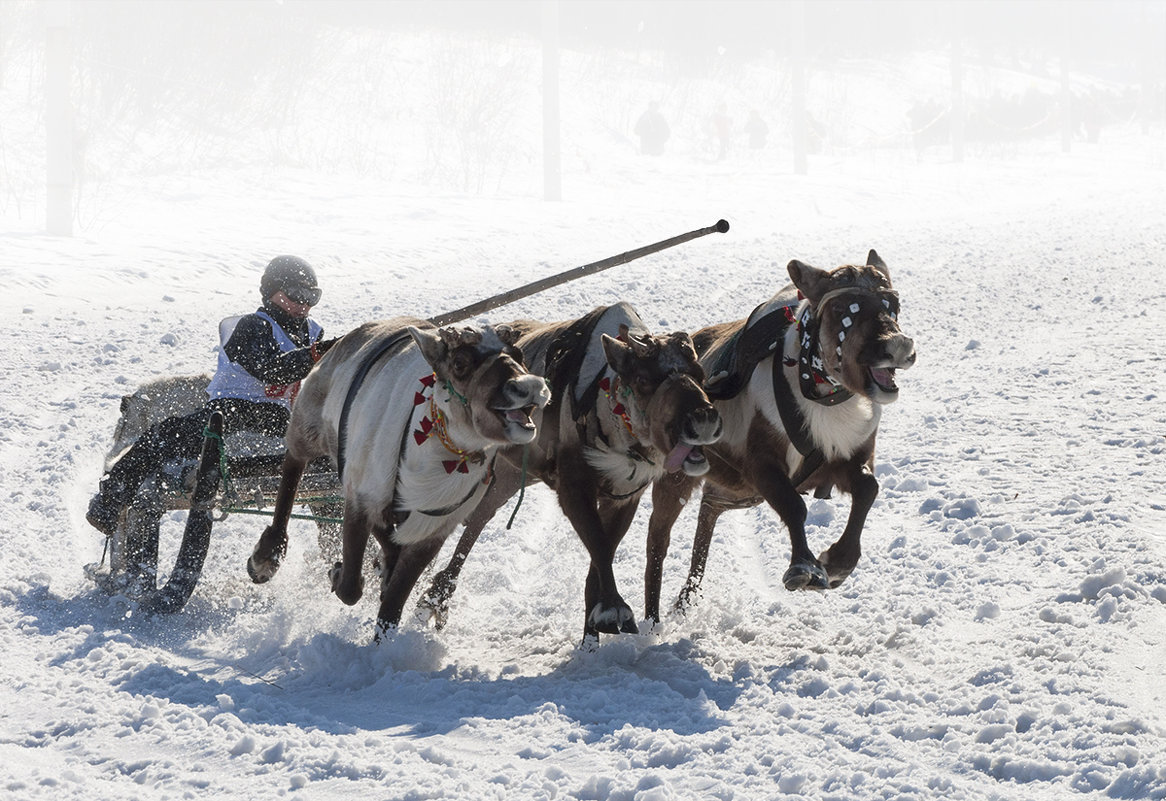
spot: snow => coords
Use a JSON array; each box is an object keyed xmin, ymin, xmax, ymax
[{"xmin": 4, "ymin": 8, "xmax": 1166, "ymax": 801}]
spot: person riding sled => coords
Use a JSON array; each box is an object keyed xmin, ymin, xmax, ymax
[{"xmin": 87, "ymin": 255, "xmax": 336, "ymax": 536}]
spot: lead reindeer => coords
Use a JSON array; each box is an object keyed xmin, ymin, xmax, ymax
[
  {"xmin": 246, "ymin": 318, "xmax": 551, "ymax": 640},
  {"xmin": 418, "ymin": 303, "xmax": 723, "ymax": 643},
  {"xmin": 644, "ymin": 251, "xmax": 916, "ymax": 622}
]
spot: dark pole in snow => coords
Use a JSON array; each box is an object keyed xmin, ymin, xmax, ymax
[
  {"xmin": 542, "ymin": 0, "xmax": 562, "ymax": 201},
  {"xmin": 790, "ymin": 0, "xmax": 808, "ymax": 176},
  {"xmin": 45, "ymin": 0, "xmax": 73, "ymax": 236},
  {"xmin": 1060, "ymin": 16, "xmax": 1073, "ymax": 154},
  {"xmin": 950, "ymin": 27, "xmax": 965, "ymax": 163}
]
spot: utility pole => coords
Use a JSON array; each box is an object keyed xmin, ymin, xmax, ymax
[
  {"xmin": 45, "ymin": 0, "xmax": 74, "ymax": 236},
  {"xmin": 950, "ymin": 34, "xmax": 965, "ymax": 163},
  {"xmin": 542, "ymin": 0, "xmax": 561, "ymax": 201},
  {"xmin": 1060, "ymin": 15, "xmax": 1073, "ymax": 153},
  {"xmin": 790, "ymin": 0, "xmax": 807, "ymax": 175}
]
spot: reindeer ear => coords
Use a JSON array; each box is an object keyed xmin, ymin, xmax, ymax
[
  {"xmin": 626, "ymin": 331, "xmax": 655, "ymax": 359},
  {"xmin": 669, "ymin": 330, "xmax": 697, "ymax": 356},
  {"xmin": 601, "ymin": 333, "xmax": 635, "ymax": 375},
  {"xmin": 409, "ymin": 326, "xmax": 447, "ymax": 368},
  {"xmin": 494, "ymin": 324, "xmax": 520, "ymax": 347},
  {"xmin": 867, "ymin": 249, "xmax": 890, "ymax": 280},
  {"xmin": 787, "ymin": 259, "xmax": 831, "ymax": 304}
]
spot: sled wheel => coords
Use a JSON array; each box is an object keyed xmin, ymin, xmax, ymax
[{"xmin": 105, "ymin": 412, "xmax": 224, "ymax": 614}]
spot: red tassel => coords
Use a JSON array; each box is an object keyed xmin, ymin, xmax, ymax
[
  {"xmin": 414, "ymin": 430, "xmax": 428, "ymax": 446},
  {"xmin": 420, "ymin": 416, "xmax": 433, "ymax": 434},
  {"xmin": 442, "ymin": 460, "xmax": 459, "ymax": 474},
  {"xmin": 413, "ymin": 391, "xmax": 426, "ymax": 406},
  {"xmin": 420, "ymin": 374, "xmax": 436, "ymax": 387},
  {"xmin": 612, "ymin": 403, "xmax": 625, "ymax": 416},
  {"xmin": 599, "ymin": 376, "xmax": 611, "ymax": 391},
  {"xmin": 457, "ymin": 461, "xmax": 469, "ymax": 474}
]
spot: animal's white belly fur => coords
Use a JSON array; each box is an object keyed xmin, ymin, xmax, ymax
[
  {"xmin": 747, "ymin": 354, "xmax": 880, "ymax": 471},
  {"xmin": 392, "ymin": 445, "xmax": 491, "ymax": 544},
  {"xmin": 581, "ymin": 446, "xmax": 663, "ymax": 496}
]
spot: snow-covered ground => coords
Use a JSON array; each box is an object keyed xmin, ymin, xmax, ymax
[{"xmin": 4, "ymin": 8, "xmax": 1166, "ymax": 800}]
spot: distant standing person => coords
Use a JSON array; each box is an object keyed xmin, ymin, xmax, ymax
[
  {"xmin": 634, "ymin": 101, "xmax": 670, "ymax": 156},
  {"xmin": 745, "ymin": 109, "xmax": 769, "ymax": 149}
]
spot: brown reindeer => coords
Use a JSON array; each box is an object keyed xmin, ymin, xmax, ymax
[
  {"xmin": 246, "ymin": 318, "xmax": 551, "ymax": 640},
  {"xmin": 644, "ymin": 251, "xmax": 916, "ymax": 622},
  {"xmin": 417, "ymin": 303, "xmax": 723, "ymax": 643}
]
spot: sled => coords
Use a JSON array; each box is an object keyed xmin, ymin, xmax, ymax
[{"xmin": 85, "ymin": 411, "xmax": 345, "ymax": 613}]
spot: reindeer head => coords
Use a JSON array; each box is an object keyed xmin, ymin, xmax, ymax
[
  {"xmin": 788, "ymin": 250, "xmax": 916, "ymax": 404},
  {"xmin": 409, "ymin": 324, "xmax": 551, "ymax": 445},
  {"xmin": 601, "ymin": 328, "xmax": 722, "ymax": 475}
]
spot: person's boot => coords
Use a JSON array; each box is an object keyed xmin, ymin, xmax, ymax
[{"xmin": 86, "ymin": 475, "xmax": 128, "ymax": 537}]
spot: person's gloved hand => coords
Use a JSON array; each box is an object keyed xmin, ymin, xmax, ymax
[{"xmin": 311, "ymin": 337, "xmax": 341, "ymax": 362}]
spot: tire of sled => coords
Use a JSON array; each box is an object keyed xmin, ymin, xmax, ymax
[{"xmin": 110, "ymin": 412, "xmax": 224, "ymax": 615}]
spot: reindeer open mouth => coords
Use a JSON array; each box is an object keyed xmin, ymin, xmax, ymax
[
  {"xmin": 868, "ymin": 365, "xmax": 899, "ymax": 396},
  {"xmin": 497, "ymin": 404, "xmax": 538, "ymax": 432}
]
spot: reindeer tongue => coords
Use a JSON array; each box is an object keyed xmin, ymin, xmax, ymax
[
  {"xmin": 505, "ymin": 408, "xmax": 534, "ymax": 428},
  {"xmin": 665, "ymin": 443, "xmax": 694, "ymax": 473}
]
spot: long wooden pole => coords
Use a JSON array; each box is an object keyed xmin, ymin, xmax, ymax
[{"xmin": 428, "ymin": 219, "xmax": 730, "ymax": 327}]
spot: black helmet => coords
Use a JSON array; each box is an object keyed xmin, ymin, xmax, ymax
[{"xmin": 260, "ymin": 255, "xmax": 321, "ymax": 306}]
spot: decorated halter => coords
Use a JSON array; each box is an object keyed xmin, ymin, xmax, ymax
[
  {"xmin": 599, "ymin": 373, "xmax": 645, "ymax": 438},
  {"xmin": 411, "ymin": 373, "xmax": 486, "ymax": 475},
  {"xmin": 783, "ymin": 285, "xmax": 900, "ymax": 406}
]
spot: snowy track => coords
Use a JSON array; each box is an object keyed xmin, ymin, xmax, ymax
[{"xmin": 3, "ymin": 24, "xmax": 1166, "ymax": 800}]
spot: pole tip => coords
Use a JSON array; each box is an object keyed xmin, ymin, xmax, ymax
[{"xmin": 715, "ymin": 219, "xmax": 730, "ymax": 233}]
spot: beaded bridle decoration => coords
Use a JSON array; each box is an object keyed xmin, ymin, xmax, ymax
[
  {"xmin": 411, "ymin": 373, "xmax": 485, "ymax": 475},
  {"xmin": 781, "ymin": 285, "xmax": 900, "ymax": 406}
]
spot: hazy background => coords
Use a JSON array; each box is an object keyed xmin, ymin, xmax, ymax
[{"xmin": 2, "ymin": 0, "xmax": 1163, "ymax": 235}]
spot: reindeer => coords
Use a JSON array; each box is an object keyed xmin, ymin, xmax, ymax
[
  {"xmin": 246, "ymin": 318, "xmax": 551, "ymax": 640},
  {"xmin": 417, "ymin": 303, "xmax": 723, "ymax": 643},
  {"xmin": 644, "ymin": 251, "xmax": 916, "ymax": 622}
]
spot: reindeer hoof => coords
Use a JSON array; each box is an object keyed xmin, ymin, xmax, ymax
[
  {"xmin": 674, "ymin": 582, "xmax": 701, "ymax": 614},
  {"xmin": 588, "ymin": 601, "xmax": 638, "ymax": 635},
  {"xmin": 416, "ymin": 571, "xmax": 457, "ymax": 630},
  {"xmin": 782, "ymin": 561, "xmax": 829, "ymax": 591},
  {"xmin": 247, "ymin": 526, "xmax": 286, "ymax": 584},
  {"xmin": 246, "ymin": 547, "xmax": 282, "ymax": 584},
  {"xmin": 329, "ymin": 561, "xmax": 364, "ymax": 605},
  {"xmin": 373, "ymin": 618, "xmax": 397, "ymax": 644},
  {"xmin": 817, "ymin": 551, "xmax": 856, "ymax": 589}
]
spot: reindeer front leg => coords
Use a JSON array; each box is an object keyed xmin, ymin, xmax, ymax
[
  {"xmin": 817, "ymin": 461, "xmax": 878, "ymax": 588},
  {"xmin": 374, "ymin": 536, "xmax": 446, "ymax": 641},
  {"xmin": 417, "ymin": 462, "xmax": 525, "ymax": 629},
  {"xmin": 675, "ymin": 494, "xmax": 731, "ymax": 612},
  {"xmin": 747, "ymin": 453, "xmax": 828, "ymax": 591},
  {"xmin": 558, "ymin": 471, "xmax": 638, "ymax": 639},
  {"xmin": 329, "ymin": 501, "xmax": 374, "ymax": 606},
  {"xmin": 247, "ymin": 452, "xmax": 306, "ymax": 583},
  {"xmin": 579, "ymin": 496, "xmax": 642, "ymax": 639},
  {"xmin": 644, "ymin": 473, "xmax": 697, "ymax": 624}
]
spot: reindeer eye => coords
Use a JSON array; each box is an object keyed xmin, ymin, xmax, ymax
[{"xmin": 451, "ymin": 350, "xmax": 477, "ymax": 378}]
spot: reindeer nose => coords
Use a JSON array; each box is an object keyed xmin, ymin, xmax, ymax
[
  {"xmin": 889, "ymin": 334, "xmax": 916, "ymax": 369},
  {"xmin": 511, "ymin": 374, "xmax": 552, "ymax": 407},
  {"xmin": 683, "ymin": 406, "xmax": 723, "ymax": 444}
]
